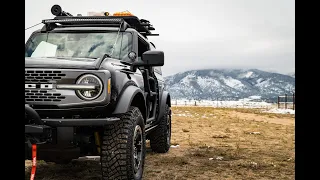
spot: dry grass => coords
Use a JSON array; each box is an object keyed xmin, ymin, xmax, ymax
[{"xmin": 25, "ymin": 106, "xmax": 295, "ymax": 180}]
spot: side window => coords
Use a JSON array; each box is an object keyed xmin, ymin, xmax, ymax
[
  {"xmin": 118, "ymin": 32, "xmax": 132, "ymax": 60},
  {"xmin": 138, "ymin": 36, "xmax": 150, "ymax": 61}
]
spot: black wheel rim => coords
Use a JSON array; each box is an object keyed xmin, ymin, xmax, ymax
[
  {"xmin": 167, "ymin": 111, "xmax": 171, "ymax": 146},
  {"xmin": 133, "ymin": 125, "xmax": 143, "ymax": 173}
]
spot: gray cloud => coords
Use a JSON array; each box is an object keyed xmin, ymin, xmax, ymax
[{"xmin": 26, "ymin": 0, "xmax": 295, "ymax": 76}]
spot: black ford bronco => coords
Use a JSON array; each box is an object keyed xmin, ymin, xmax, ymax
[{"xmin": 25, "ymin": 5, "xmax": 171, "ymax": 179}]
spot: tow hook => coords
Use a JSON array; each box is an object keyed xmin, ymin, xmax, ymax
[
  {"xmin": 30, "ymin": 144, "xmax": 37, "ymax": 180},
  {"xmin": 26, "ymin": 137, "xmax": 46, "ymax": 180}
]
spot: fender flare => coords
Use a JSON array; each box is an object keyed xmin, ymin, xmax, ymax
[
  {"xmin": 113, "ymin": 86, "xmax": 147, "ymax": 119},
  {"xmin": 157, "ymin": 91, "xmax": 171, "ymax": 121}
]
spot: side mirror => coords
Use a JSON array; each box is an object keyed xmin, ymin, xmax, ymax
[
  {"xmin": 141, "ymin": 50, "xmax": 164, "ymax": 66},
  {"xmin": 122, "ymin": 50, "xmax": 164, "ymax": 67}
]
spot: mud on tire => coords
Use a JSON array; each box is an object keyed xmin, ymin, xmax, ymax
[
  {"xmin": 100, "ymin": 106, "xmax": 146, "ymax": 180},
  {"xmin": 149, "ymin": 104, "xmax": 171, "ymax": 153}
]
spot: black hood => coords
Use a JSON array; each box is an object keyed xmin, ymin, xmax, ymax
[{"xmin": 25, "ymin": 57, "xmax": 99, "ymax": 70}]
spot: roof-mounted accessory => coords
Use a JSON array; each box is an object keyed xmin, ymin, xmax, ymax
[
  {"xmin": 113, "ymin": 11, "xmax": 134, "ymax": 16},
  {"xmin": 51, "ymin": 4, "xmax": 73, "ymax": 17},
  {"xmin": 41, "ymin": 16, "xmax": 127, "ymax": 32},
  {"xmin": 87, "ymin": 12, "xmax": 110, "ymax": 16},
  {"xmin": 87, "ymin": 10, "xmax": 133, "ymax": 17},
  {"xmin": 42, "ymin": 5, "xmax": 159, "ymax": 37},
  {"xmin": 43, "ymin": 18, "xmax": 123, "ymax": 25}
]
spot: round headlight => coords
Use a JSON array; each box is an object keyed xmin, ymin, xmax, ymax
[{"xmin": 76, "ymin": 74, "xmax": 103, "ymax": 100}]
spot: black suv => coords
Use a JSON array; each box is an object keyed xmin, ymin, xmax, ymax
[{"xmin": 25, "ymin": 5, "xmax": 172, "ymax": 180}]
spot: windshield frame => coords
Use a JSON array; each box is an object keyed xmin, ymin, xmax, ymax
[{"xmin": 25, "ymin": 30, "xmax": 133, "ymax": 61}]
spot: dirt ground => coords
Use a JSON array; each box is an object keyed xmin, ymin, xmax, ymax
[{"xmin": 25, "ymin": 106, "xmax": 295, "ymax": 180}]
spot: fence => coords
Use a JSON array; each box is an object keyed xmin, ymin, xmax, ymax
[
  {"xmin": 277, "ymin": 93, "xmax": 295, "ymax": 110},
  {"xmin": 171, "ymin": 99, "xmax": 274, "ymax": 109}
]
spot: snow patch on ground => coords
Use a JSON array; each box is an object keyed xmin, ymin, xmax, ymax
[
  {"xmin": 248, "ymin": 95, "xmax": 261, "ymax": 100},
  {"xmin": 170, "ymin": 145, "xmax": 180, "ymax": 148},
  {"xmin": 172, "ymin": 99, "xmax": 273, "ymax": 108},
  {"xmin": 172, "ymin": 113, "xmax": 194, "ymax": 117},
  {"xmin": 263, "ymin": 108, "xmax": 295, "ymax": 114}
]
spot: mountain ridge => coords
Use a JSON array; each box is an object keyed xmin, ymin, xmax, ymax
[{"xmin": 163, "ymin": 68, "xmax": 295, "ymax": 101}]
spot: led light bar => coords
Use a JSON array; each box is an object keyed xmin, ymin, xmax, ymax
[{"xmin": 42, "ymin": 18, "xmax": 123, "ymax": 24}]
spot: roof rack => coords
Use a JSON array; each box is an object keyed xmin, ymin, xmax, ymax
[{"xmin": 41, "ymin": 5, "xmax": 159, "ymax": 37}]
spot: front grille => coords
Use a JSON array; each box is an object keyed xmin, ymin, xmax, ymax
[
  {"xmin": 25, "ymin": 70, "xmax": 66, "ymax": 83},
  {"xmin": 25, "ymin": 90, "xmax": 66, "ymax": 102}
]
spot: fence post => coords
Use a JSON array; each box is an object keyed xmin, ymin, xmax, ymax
[
  {"xmin": 293, "ymin": 93, "xmax": 295, "ymax": 110},
  {"xmin": 185, "ymin": 101, "xmax": 186, "ymax": 106},
  {"xmin": 285, "ymin": 94, "xmax": 287, "ymax": 109},
  {"xmin": 278, "ymin": 96, "xmax": 280, "ymax": 109},
  {"xmin": 195, "ymin": 101, "xmax": 197, "ymax": 106}
]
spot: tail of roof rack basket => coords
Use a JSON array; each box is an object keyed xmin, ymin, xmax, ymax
[{"xmin": 41, "ymin": 5, "xmax": 159, "ymax": 37}]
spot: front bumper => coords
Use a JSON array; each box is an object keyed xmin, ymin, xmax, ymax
[
  {"xmin": 25, "ymin": 116, "xmax": 120, "ymax": 132},
  {"xmin": 25, "ymin": 103, "xmax": 120, "ymax": 132},
  {"xmin": 42, "ymin": 117, "xmax": 120, "ymax": 127},
  {"xmin": 25, "ymin": 105, "xmax": 120, "ymax": 161},
  {"xmin": 24, "ymin": 116, "xmax": 119, "ymax": 134},
  {"xmin": 25, "ymin": 124, "xmax": 52, "ymax": 134},
  {"xmin": 25, "ymin": 105, "xmax": 120, "ymax": 160}
]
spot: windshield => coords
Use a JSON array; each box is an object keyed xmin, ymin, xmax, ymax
[{"xmin": 25, "ymin": 32, "xmax": 132, "ymax": 60}]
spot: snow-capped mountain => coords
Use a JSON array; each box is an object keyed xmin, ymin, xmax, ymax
[
  {"xmin": 288, "ymin": 72, "xmax": 295, "ymax": 78},
  {"xmin": 164, "ymin": 69, "xmax": 295, "ymax": 102}
]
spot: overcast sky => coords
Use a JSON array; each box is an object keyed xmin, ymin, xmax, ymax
[{"xmin": 25, "ymin": 0, "xmax": 295, "ymax": 76}]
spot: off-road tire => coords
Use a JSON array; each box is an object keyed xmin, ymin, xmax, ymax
[
  {"xmin": 100, "ymin": 106, "xmax": 146, "ymax": 180},
  {"xmin": 149, "ymin": 104, "xmax": 171, "ymax": 153}
]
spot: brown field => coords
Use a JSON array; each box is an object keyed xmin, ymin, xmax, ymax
[{"xmin": 25, "ymin": 106, "xmax": 295, "ymax": 180}]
